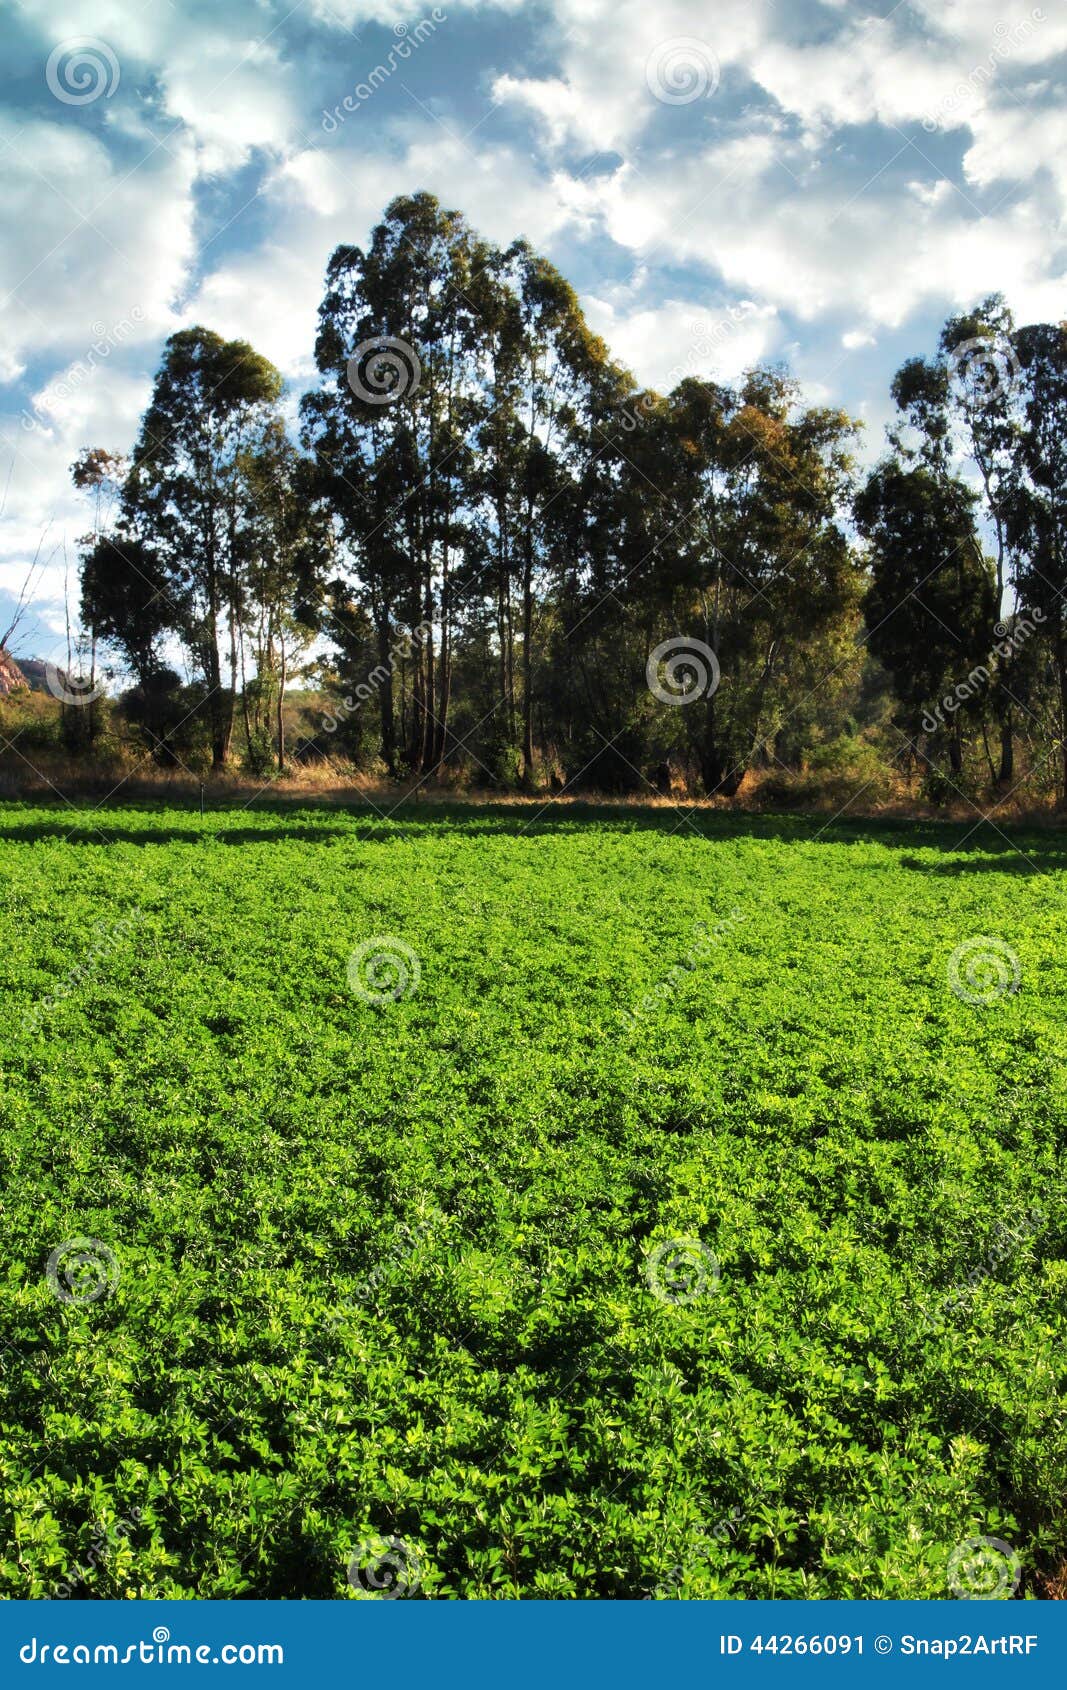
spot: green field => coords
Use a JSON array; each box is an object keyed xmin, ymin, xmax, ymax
[{"xmin": 1, "ymin": 802, "xmax": 1064, "ymax": 1599}]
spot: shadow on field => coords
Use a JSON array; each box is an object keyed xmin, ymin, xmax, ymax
[
  {"xmin": 0, "ymin": 800, "xmax": 1065, "ymax": 865},
  {"xmin": 897, "ymin": 852, "xmax": 1061, "ymax": 876}
]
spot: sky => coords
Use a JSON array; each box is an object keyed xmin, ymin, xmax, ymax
[{"xmin": 1, "ymin": 0, "xmax": 1065, "ymax": 664}]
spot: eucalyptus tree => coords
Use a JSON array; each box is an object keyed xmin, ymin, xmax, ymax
[
  {"xmin": 855, "ymin": 463, "xmax": 996, "ymax": 777},
  {"xmin": 238, "ymin": 424, "xmax": 326, "ymax": 771},
  {"xmin": 536, "ymin": 345, "xmax": 651, "ymax": 791},
  {"xmin": 1004, "ymin": 320, "xmax": 1067, "ymax": 799},
  {"xmin": 467, "ymin": 241, "xmax": 625, "ymax": 781},
  {"xmin": 627, "ymin": 370, "xmax": 861, "ymax": 795},
  {"xmin": 890, "ymin": 296, "xmax": 1023, "ymax": 782},
  {"xmin": 303, "ymin": 193, "xmax": 485, "ymax": 777},
  {"xmin": 69, "ymin": 446, "xmax": 128, "ymax": 746},
  {"xmin": 120, "ymin": 327, "xmax": 285, "ymax": 768}
]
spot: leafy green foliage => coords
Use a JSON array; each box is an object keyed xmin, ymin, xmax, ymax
[{"xmin": 0, "ymin": 803, "xmax": 1063, "ymax": 1597}]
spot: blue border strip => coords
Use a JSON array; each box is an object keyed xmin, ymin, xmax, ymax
[{"xmin": 2, "ymin": 1602, "xmax": 1065, "ymax": 1687}]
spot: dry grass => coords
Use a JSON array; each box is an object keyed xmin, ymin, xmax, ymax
[
  {"xmin": 0, "ymin": 698, "xmax": 1062, "ymax": 824},
  {"xmin": 0, "ymin": 755, "xmax": 1061, "ymax": 830}
]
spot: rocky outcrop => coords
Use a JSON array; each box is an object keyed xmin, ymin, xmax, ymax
[{"xmin": 0, "ymin": 649, "xmax": 27, "ymax": 695}]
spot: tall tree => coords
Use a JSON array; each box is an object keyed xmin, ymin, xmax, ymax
[
  {"xmin": 855, "ymin": 463, "xmax": 996, "ymax": 778},
  {"xmin": 629, "ymin": 371, "xmax": 860, "ymax": 794},
  {"xmin": 123, "ymin": 327, "xmax": 284, "ymax": 768},
  {"xmin": 1005, "ymin": 321, "xmax": 1067, "ymax": 800},
  {"xmin": 238, "ymin": 425, "xmax": 326, "ymax": 771},
  {"xmin": 303, "ymin": 193, "xmax": 483, "ymax": 778},
  {"xmin": 891, "ymin": 296, "xmax": 1022, "ymax": 783}
]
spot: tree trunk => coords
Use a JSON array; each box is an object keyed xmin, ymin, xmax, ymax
[
  {"xmin": 435, "ymin": 595, "xmax": 451, "ymax": 772},
  {"xmin": 418, "ymin": 619, "xmax": 434, "ymax": 777},
  {"xmin": 997, "ymin": 710, "xmax": 1013, "ymax": 786},
  {"xmin": 276, "ymin": 629, "xmax": 287, "ymax": 773},
  {"xmin": 521, "ymin": 526, "xmax": 534, "ymax": 785},
  {"xmin": 239, "ymin": 624, "xmax": 253, "ymax": 760},
  {"xmin": 700, "ymin": 699, "xmax": 744, "ymax": 796},
  {"xmin": 376, "ymin": 616, "xmax": 397, "ymax": 778},
  {"xmin": 88, "ymin": 629, "xmax": 99, "ymax": 746},
  {"xmin": 204, "ymin": 611, "xmax": 228, "ymax": 771}
]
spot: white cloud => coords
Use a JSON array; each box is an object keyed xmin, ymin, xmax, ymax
[
  {"xmin": 0, "ymin": 357, "xmax": 156, "ymax": 650},
  {"xmin": 559, "ymin": 129, "xmax": 1063, "ymax": 331},
  {"xmin": 584, "ymin": 295, "xmax": 780, "ymax": 389},
  {"xmin": 491, "ymin": 0, "xmax": 767, "ymax": 154},
  {"xmin": 185, "ymin": 128, "xmax": 585, "ymax": 381},
  {"xmin": 157, "ymin": 32, "xmax": 303, "ymax": 173},
  {"xmin": 0, "ymin": 115, "xmax": 194, "ymax": 373}
]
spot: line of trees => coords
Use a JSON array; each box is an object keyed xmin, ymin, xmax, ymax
[{"xmin": 65, "ymin": 192, "xmax": 1067, "ymax": 803}]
